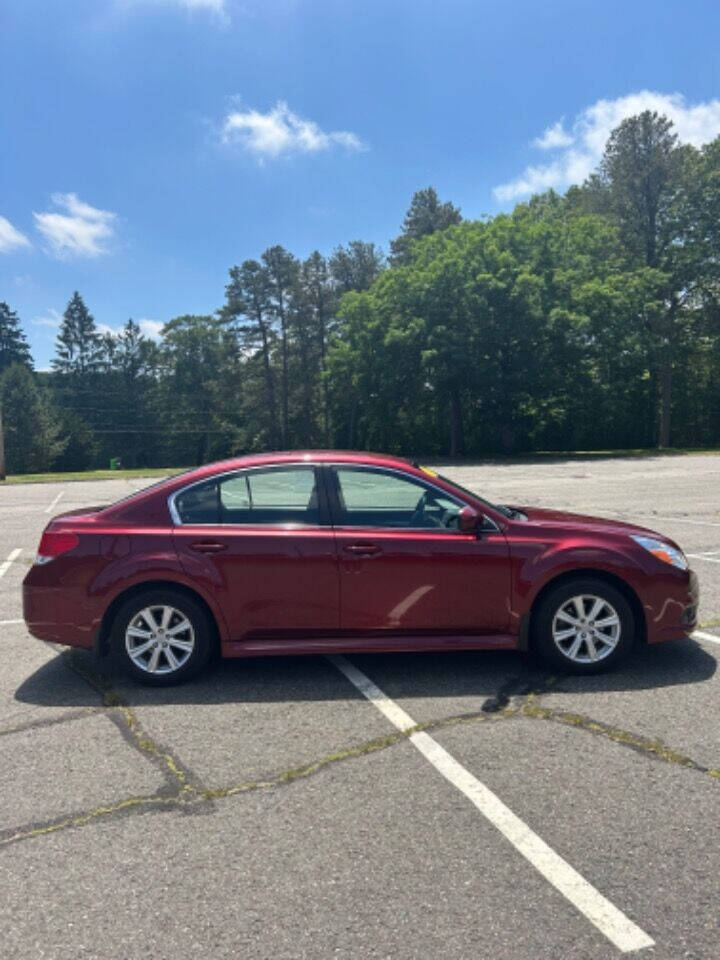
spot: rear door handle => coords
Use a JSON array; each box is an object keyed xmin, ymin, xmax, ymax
[
  {"xmin": 190, "ymin": 541, "xmax": 228, "ymax": 553},
  {"xmin": 343, "ymin": 542, "xmax": 381, "ymax": 557}
]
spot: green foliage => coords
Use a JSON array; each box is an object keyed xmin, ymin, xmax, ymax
[
  {"xmin": 0, "ymin": 302, "xmax": 33, "ymax": 374},
  {"xmin": 52, "ymin": 292, "xmax": 103, "ymax": 377},
  {"xmin": 329, "ymin": 241, "xmax": 385, "ymax": 294},
  {"xmin": 570, "ymin": 110, "xmax": 713, "ymax": 447},
  {"xmin": 0, "ymin": 364, "xmax": 65, "ymax": 473},
  {"xmin": 51, "ymin": 408, "xmax": 98, "ymax": 471},
  {"xmin": 389, "ymin": 187, "xmax": 462, "ymax": 266},
  {"xmin": 156, "ymin": 315, "xmax": 234, "ymax": 465}
]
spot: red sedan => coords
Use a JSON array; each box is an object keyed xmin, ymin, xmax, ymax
[{"xmin": 23, "ymin": 451, "xmax": 699, "ymax": 684}]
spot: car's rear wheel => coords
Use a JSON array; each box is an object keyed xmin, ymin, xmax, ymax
[
  {"xmin": 111, "ymin": 589, "xmax": 213, "ymax": 685},
  {"xmin": 532, "ymin": 577, "xmax": 635, "ymax": 674}
]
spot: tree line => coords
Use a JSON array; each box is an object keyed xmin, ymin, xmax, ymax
[{"xmin": 1, "ymin": 110, "xmax": 719, "ymax": 475}]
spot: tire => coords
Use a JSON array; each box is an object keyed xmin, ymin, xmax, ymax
[
  {"xmin": 110, "ymin": 588, "xmax": 214, "ymax": 685},
  {"xmin": 532, "ymin": 577, "xmax": 635, "ymax": 674}
]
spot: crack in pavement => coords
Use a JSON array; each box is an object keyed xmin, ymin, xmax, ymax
[
  {"xmin": 0, "ymin": 794, "xmax": 194, "ymax": 848},
  {"xmin": 0, "ymin": 706, "xmax": 103, "ymax": 738},
  {"xmin": 64, "ymin": 651, "xmax": 210, "ymax": 800},
  {"xmin": 516, "ymin": 695, "xmax": 720, "ymax": 779},
  {"xmin": 1, "ymin": 662, "xmax": 717, "ymax": 851}
]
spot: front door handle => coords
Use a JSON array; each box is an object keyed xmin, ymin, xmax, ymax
[
  {"xmin": 190, "ymin": 541, "xmax": 228, "ymax": 553},
  {"xmin": 343, "ymin": 542, "xmax": 381, "ymax": 557}
]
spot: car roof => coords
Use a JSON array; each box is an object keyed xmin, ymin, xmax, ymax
[
  {"xmin": 98, "ymin": 451, "xmax": 419, "ymax": 522},
  {"xmin": 171, "ymin": 449, "xmax": 415, "ymax": 480}
]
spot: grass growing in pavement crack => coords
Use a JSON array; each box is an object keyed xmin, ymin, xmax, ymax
[
  {"xmin": 1, "ymin": 656, "xmax": 717, "ymax": 850},
  {"xmin": 64, "ymin": 651, "xmax": 203, "ymax": 798},
  {"xmin": 518, "ymin": 695, "xmax": 720, "ymax": 778}
]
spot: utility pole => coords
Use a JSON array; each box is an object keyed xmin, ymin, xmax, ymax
[{"xmin": 0, "ymin": 402, "xmax": 5, "ymax": 481}]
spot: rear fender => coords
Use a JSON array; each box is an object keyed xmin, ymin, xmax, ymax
[{"xmin": 89, "ymin": 532, "xmax": 230, "ymax": 646}]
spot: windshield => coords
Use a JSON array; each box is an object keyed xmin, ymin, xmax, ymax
[{"xmin": 434, "ymin": 472, "xmax": 514, "ymax": 517}]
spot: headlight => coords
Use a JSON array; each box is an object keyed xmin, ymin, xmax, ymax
[{"xmin": 632, "ymin": 535, "xmax": 688, "ymax": 570}]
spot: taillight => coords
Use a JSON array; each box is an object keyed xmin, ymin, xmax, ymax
[{"xmin": 35, "ymin": 532, "xmax": 80, "ymax": 565}]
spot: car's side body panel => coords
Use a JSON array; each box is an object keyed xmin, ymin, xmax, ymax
[
  {"xmin": 332, "ymin": 527, "xmax": 511, "ymax": 634},
  {"xmin": 172, "ymin": 525, "xmax": 340, "ymax": 640}
]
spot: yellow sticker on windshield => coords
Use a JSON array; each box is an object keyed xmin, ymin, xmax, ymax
[{"xmin": 419, "ymin": 466, "xmax": 438, "ymax": 478}]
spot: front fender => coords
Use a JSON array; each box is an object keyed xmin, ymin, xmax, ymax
[{"xmin": 511, "ymin": 540, "xmax": 649, "ymax": 616}]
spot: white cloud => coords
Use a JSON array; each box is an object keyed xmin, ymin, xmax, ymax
[
  {"xmin": 222, "ymin": 100, "xmax": 366, "ymax": 159},
  {"xmin": 97, "ymin": 318, "xmax": 164, "ymax": 341},
  {"xmin": 532, "ymin": 121, "xmax": 573, "ymax": 150},
  {"xmin": 33, "ymin": 193, "xmax": 117, "ymax": 259},
  {"xmin": 180, "ymin": 0, "xmax": 226, "ymax": 10},
  {"xmin": 494, "ymin": 91, "xmax": 720, "ymax": 202},
  {"xmin": 0, "ymin": 215, "xmax": 31, "ymax": 253},
  {"xmin": 138, "ymin": 318, "xmax": 164, "ymax": 339},
  {"xmin": 119, "ymin": 0, "xmax": 228, "ymax": 16},
  {"xmin": 32, "ymin": 308, "xmax": 62, "ymax": 328}
]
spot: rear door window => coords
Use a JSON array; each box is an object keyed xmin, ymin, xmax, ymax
[{"xmin": 173, "ymin": 466, "xmax": 322, "ymax": 526}]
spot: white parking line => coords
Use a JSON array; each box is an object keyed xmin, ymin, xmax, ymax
[
  {"xmin": 0, "ymin": 548, "xmax": 22, "ymax": 580},
  {"xmin": 694, "ymin": 630, "xmax": 720, "ymax": 646},
  {"xmin": 687, "ymin": 554, "xmax": 720, "ymax": 564},
  {"xmin": 329, "ymin": 654, "xmax": 654, "ymax": 954},
  {"xmin": 0, "ymin": 619, "xmax": 23, "ymax": 626},
  {"xmin": 44, "ymin": 491, "xmax": 64, "ymax": 514}
]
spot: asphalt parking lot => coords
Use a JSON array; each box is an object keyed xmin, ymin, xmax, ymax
[{"xmin": 1, "ymin": 454, "xmax": 719, "ymax": 960}]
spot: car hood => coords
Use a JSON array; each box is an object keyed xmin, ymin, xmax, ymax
[{"xmin": 511, "ymin": 505, "xmax": 674, "ymax": 542}]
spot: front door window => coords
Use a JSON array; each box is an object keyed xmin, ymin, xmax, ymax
[{"xmin": 333, "ymin": 467, "xmax": 464, "ymax": 530}]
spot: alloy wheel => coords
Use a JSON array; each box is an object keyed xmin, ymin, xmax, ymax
[
  {"xmin": 124, "ymin": 604, "xmax": 196, "ymax": 675},
  {"xmin": 551, "ymin": 594, "xmax": 621, "ymax": 664}
]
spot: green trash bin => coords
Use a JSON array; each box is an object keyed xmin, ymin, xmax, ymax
[{"xmin": 109, "ymin": 457, "xmax": 122, "ymax": 470}]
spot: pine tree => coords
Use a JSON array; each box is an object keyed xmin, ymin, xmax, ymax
[
  {"xmin": 111, "ymin": 319, "xmax": 160, "ymax": 467},
  {"xmin": 594, "ymin": 112, "xmax": 688, "ymax": 446},
  {"xmin": 0, "ymin": 302, "xmax": 33, "ymax": 374},
  {"xmin": 389, "ymin": 187, "xmax": 462, "ymax": 266},
  {"xmin": 52, "ymin": 292, "xmax": 103, "ymax": 377},
  {"xmin": 222, "ymin": 260, "xmax": 280, "ymax": 448},
  {"xmin": 51, "ymin": 292, "xmax": 105, "ymax": 468},
  {"xmin": 329, "ymin": 241, "xmax": 385, "ymax": 294},
  {"xmin": 262, "ymin": 245, "xmax": 300, "ymax": 446}
]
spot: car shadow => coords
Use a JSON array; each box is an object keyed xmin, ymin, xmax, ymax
[{"xmin": 15, "ymin": 637, "xmax": 717, "ymax": 709}]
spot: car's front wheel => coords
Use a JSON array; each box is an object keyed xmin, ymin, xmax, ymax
[
  {"xmin": 532, "ymin": 577, "xmax": 635, "ymax": 674},
  {"xmin": 111, "ymin": 589, "xmax": 213, "ymax": 685}
]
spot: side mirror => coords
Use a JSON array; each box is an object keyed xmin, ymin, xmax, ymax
[{"xmin": 458, "ymin": 505, "xmax": 480, "ymax": 534}]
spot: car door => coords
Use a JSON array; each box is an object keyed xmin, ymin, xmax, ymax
[
  {"xmin": 326, "ymin": 465, "xmax": 510, "ymax": 634},
  {"xmin": 171, "ymin": 464, "xmax": 339, "ymax": 639}
]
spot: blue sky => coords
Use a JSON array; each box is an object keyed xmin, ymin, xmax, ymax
[{"xmin": 2, "ymin": 0, "xmax": 720, "ymax": 368}]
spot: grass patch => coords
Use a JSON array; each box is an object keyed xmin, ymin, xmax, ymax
[{"xmin": 0, "ymin": 467, "xmax": 188, "ymax": 485}]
